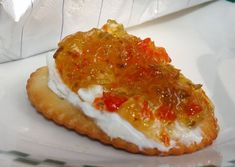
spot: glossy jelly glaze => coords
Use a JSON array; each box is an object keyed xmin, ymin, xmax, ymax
[{"xmin": 53, "ymin": 20, "xmax": 213, "ymax": 147}]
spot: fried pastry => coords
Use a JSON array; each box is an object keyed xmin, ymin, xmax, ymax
[{"xmin": 26, "ymin": 20, "xmax": 219, "ymax": 155}]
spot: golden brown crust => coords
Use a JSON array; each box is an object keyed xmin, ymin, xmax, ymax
[{"xmin": 26, "ymin": 67, "xmax": 219, "ymax": 155}]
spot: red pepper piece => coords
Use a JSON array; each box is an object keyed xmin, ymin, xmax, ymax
[
  {"xmin": 185, "ymin": 103, "xmax": 202, "ymax": 116},
  {"xmin": 103, "ymin": 93, "xmax": 128, "ymax": 112},
  {"xmin": 138, "ymin": 38, "xmax": 152, "ymax": 52},
  {"xmin": 156, "ymin": 105, "xmax": 176, "ymax": 122},
  {"xmin": 138, "ymin": 38, "xmax": 171, "ymax": 63},
  {"xmin": 93, "ymin": 93, "xmax": 128, "ymax": 112}
]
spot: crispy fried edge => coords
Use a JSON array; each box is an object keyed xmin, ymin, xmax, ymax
[{"xmin": 26, "ymin": 67, "xmax": 219, "ymax": 155}]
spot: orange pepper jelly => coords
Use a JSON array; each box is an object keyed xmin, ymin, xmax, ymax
[{"xmin": 54, "ymin": 20, "xmax": 212, "ymax": 146}]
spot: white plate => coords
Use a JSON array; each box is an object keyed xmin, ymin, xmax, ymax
[{"xmin": 1, "ymin": 4, "xmax": 235, "ymax": 166}]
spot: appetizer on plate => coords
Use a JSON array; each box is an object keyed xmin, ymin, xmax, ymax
[{"xmin": 27, "ymin": 20, "xmax": 219, "ymax": 155}]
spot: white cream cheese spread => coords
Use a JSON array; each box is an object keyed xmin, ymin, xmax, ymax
[{"xmin": 47, "ymin": 54, "xmax": 202, "ymax": 151}]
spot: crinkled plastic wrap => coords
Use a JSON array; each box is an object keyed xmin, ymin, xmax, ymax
[{"xmin": 0, "ymin": 0, "xmax": 212, "ymax": 63}]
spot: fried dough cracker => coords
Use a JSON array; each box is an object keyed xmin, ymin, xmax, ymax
[{"xmin": 26, "ymin": 67, "xmax": 219, "ymax": 155}]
